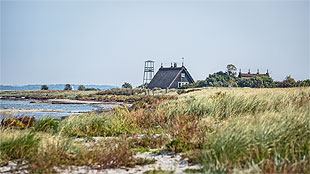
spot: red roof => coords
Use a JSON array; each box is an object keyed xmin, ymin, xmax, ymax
[{"xmin": 239, "ymin": 73, "xmax": 269, "ymax": 78}]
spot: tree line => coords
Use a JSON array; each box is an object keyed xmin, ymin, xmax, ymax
[
  {"xmin": 41, "ymin": 83, "xmax": 133, "ymax": 91},
  {"xmin": 181, "ymin": 64, "xmax": 310, "ymax": 89},
  {"xmin": 40, "ymin": 84, "xmax": 99, "ymax": 91}
]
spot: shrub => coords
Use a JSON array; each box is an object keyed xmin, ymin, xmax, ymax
[
  {"xmin": 41, "ymin": 85, "xmax": 49, "ymax": 90},
  {"xmin": 78, "ymin": 85, "xmax": 86, "ymax": 91},
  {"xmin": 122, "ymin": 82, "xmax": 133, "ymax": 89},
  {"xmin": 1, "ymin": 116, "xmax": 35, "ymax": 129},
  {"xmin": 64, "ymin": 84, "xmax": 72, "ymax": 90}
]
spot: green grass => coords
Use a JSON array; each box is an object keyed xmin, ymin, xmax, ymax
[
  {"xmin": 58, "ymin": 108, "xmax": 141, "ymax": 137},
  {"xmin": 32, "ymin": 117, "xmax": 60, "ymax": 133},
  {"xmin": 198, "ymin": 107, "xmax": 310, "ymax": 173},
  {"xmin": 0, "ymin": 130, "xmax": 40, "ymax": 162}
]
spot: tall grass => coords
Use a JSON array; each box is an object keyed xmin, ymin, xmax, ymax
[
  {"xmin": 191, "ymin": 97, "xmax": 310, "ymax": 172},
  {"xmin": 1, "ymin": 88, "xmax": 309, "ymax": 173},
  {"xmin": 0, "ymin": 130, "xmax": 40, "ymax": 162},
  {"xmin": 59, "ymin": 112, "xmax": 108, "ymax": 137},
  {"xmin": 59, "ymin": 108, "xmax": 140, "ymax": 137},
  {"xmin": 32, "ymin": 117, "xmax": 60, "ymax": 133},
  {"xmin": 159, "ymin": 89, "xmax": 310, "ymax": 120},
  {"xmin": 199, "ymin": 107, "xmax": 310, "ymax": 172},
  {"xmin": 0, "ymin": 129, "xmax": 152, "ymax": 173}
]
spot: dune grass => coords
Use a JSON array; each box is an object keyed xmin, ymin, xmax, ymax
[
  {"xmin": 198, "ymin": 107, "xmax": 310, "ymax": 173},
  {"xmin": 0, "ymin": 87, "xmax": 309, "ymax": 173}
]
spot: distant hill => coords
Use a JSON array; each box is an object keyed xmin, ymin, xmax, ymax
[{"xmin": 0, "ymin": 84, "xmax": 118, "ymax": 91}]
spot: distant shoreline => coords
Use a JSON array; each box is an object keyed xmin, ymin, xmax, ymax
[{"xmin": 0, "ymin": 84, "xmax": 118, "ymax": 91}]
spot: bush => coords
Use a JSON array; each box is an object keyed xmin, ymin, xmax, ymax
[
  {"xmin": 122, "ymin": 82, "xmax": 133, "ymax": 89},
  {"xmin": 41, "ymin": 85, "xmax": 49, "ymax": 90},
  {"xmin": 64, "ymin": 84, "xmax": 72, "ymax": 90},
  {"xmin": 1, "ymin": 116, "xmax": 35, "ymax": 129},
  {"xmin": 78, "ymin": 85, "xmax": 86, "ymax": 91}
]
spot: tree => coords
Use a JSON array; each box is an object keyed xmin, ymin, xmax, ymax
[
  {"xmin": 251, "ymin": 76, "xmax": 264, "ymax": 88},
  {"xmin": 237, "ymin": 78, "xmax": 253, "ymax": 87},
  {"xmin": 226, "ymin": 64, "xmax": 237, "ymax": 77},
  {"xmin": 64, "ymin": 84, "xmax": 72, "ymax": 90},
  {"xmin": 78, "ymin": 85, "xmax": 86, "ymax": 91},
  {"xmin": 280, "ymin": 75, "xmax": 296, "ymax": 88},
  {"xmin": 303, "ymin": 79, "xmax": 310, "ymax": 87},
  {"xmin": 41, "ymin": 85, "xmax": 49, "ymax": 90},
  {"xmin": 122, "ymin": 82, "xmax": 133, "ymax": 89}
]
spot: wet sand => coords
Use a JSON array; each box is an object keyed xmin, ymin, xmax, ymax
[{"xmin": 0, "ymin": 108, "xmax": 67, "ymax": 115}]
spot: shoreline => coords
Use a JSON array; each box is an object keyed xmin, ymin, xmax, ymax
[
  {"xmin": 0, "ymin": 108, "xmax": 68, "ymax": 116},
  {"xmin": 0, "ymin": 99, "xmax": 128, "ymax": 117}
]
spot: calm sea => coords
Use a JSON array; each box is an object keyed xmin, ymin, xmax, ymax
[{"xmin": 0, "ymin": 99, "xmax": 100, "ymax": 120}]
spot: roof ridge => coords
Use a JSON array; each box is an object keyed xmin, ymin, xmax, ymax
[{"xmin": 168, "ymin": 68, "xmax": 184, "ymax": 88}]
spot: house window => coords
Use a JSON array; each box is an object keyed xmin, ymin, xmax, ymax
[
  {"xmin": 178, "ymin": 82, "xmax": 189, "ymax": 88},
  {"xmin": 181, "ymin": 73, "xmax": 185, "ymax": 78}
]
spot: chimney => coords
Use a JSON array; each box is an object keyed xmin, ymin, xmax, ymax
[
  {"xmin": 174, "ymin": 62, "xmax": 177, "ymax": 68},
  {"xmin": 257, "ymin": 69, "xmax": 259, "ymax": 74},
  {"xmin": 171, "ymin": 62, "xmax": 173, "ymax": 67},
  {"xmin": 248, "ymin": 69, "xmax": 251, "ymax": 74},
  {"xmin": 161, "ymin": 63, "xmax": 163, "ymax": 68}
]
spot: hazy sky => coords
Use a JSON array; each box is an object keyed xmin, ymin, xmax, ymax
[{"xmin": 1, "ymin": 0, "xmax": 309, "ymax": 87}]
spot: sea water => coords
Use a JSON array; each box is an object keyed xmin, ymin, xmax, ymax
[{"xmin": 0, "ymin": 99, "xmax": 100, "ymax": 120}]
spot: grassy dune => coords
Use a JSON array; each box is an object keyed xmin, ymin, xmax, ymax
[{"xmin": 1, "ymin": 87, "xmax": 309, "ymax": 173}]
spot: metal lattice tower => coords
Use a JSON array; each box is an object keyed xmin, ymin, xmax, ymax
[{"xmin": 143, "ymin": 60, "xmax": 155, "ymax": 87}]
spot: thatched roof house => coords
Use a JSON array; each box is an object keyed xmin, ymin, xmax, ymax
[{"xmin": 147, "ymin": 64, "xmax": 194, "ymax": 89}]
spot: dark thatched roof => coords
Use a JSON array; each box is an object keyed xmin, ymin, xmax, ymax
[{"xmin": 147, "ymin": 66, "xmax": 194, "ymax": 89}]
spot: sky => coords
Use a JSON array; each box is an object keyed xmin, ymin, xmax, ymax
[{"xmin": 1, "ymin": 0, "xmax": 309, "ymax": 87}]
